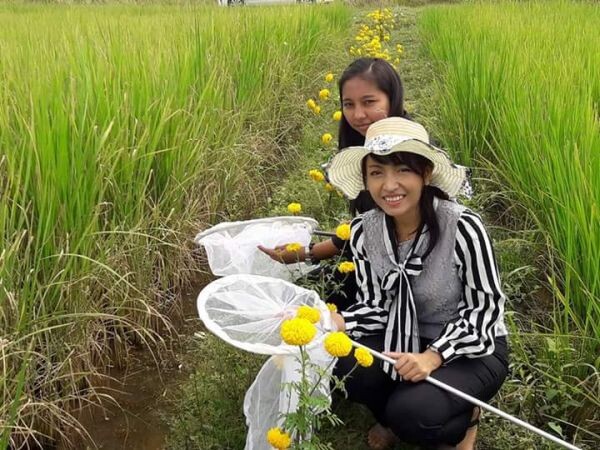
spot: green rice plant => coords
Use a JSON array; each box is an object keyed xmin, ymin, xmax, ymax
[
  {"xmin": 419, "ymin": 0, "xmax": 599, "ymax": 440},
  {"xmin": 0, "ymin": 3, "xmax": 352, "ymax": 446}
]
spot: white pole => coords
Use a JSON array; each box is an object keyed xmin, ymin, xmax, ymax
[{"xmin": 350, "ymin": 340, "xmax": 581, "ymax": 450}]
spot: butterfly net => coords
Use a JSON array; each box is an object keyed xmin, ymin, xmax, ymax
[
  {"xmin": 195, "ymin": 216, "xmax": 318, "ymax": 281},
  {"xmin": 197, "ymin": 274, "xmax": 334, "ymax": 450}
]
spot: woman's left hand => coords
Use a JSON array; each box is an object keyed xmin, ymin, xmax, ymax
[{"xmin": 384, "ymin": 349, "xmax": 442, "ymax": 382}]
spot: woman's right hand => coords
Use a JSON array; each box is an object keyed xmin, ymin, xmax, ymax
[{"xmin": 257, "ymin": 245, "xmax": 306, "ymax": 265}]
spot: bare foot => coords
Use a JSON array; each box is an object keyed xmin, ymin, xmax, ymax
[
  {"xmin": 367, "ymin": 423, "xmax": 398, "ymax": 450},
  {"xmin": 456, "ymin": 407, "xmax": 480, "ymax": 450}
]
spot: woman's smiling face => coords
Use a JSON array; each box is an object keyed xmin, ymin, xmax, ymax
[
  {"xmin": 364, "ymin": 154, "xmax": 430, "ymax": 221},
  {"xmin": 341, "ymin": 77, "xmax": 390, "ymax": 136}
]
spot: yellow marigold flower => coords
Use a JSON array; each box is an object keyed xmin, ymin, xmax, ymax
[
  {"xmin": 319, "ymin": 88, "xmax": 331, "ymax": 100},
  {"xmin": 306, "ymin": 98, "xmax": 317, "ymax": 110},
  {"xmin": 326, "ymin": 302, "xmax": 338, "ymax": 313},
  {"xmin": 281, "ymin": 318, "xmax": 316, "ymax": 346},
  {"xmin": 285, "ymin": 242, "xmax": 302, "ymax": 253},
  {"xmin": 267, "ymin": 427, "xmax": 292, "ymax": 450},
  {"xmin": 332, "ymin": 110, "xmax": 342, "ymax": 121},
  {"xmin": 324, "ymin": 183, "xmax": 334, "ymax": 192},
  {"xmin": 335, "ymin": 223, "xmax": 351, "ymax": 241},
  {"xmin": 287, "ymin": 202, "xmax": 302, "ymax": 214},
  {"xmin": 313, "ymin": 105, "xmax": 321, "ymax": 115},
  {"xmin": 309, "ymin": 169, "xmax": 325, "ymax": 182},
  {"xmin": 337, "ymin": 261, "xmax": 355, "ymax": 273},
  {"xmin": 325, "ymin": 72, "xmax": 334, "ymax": 83},
  {"xmin": 324, "ymin": 331, "xmax": 353, "ymax": 357},
  {"xmin": 296, "ymin": 305, "xmax": 320, "ymax": 324},
  {"xmin": 354, "ymin": 347, "xmax": 374, "ymax": 367},
  {"xmin": 321, "ymin": 133, "xmax": 333, "ymax": 145}
]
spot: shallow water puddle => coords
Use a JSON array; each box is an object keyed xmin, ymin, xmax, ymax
[{"xmin": 62, "ymin": 293, "xmax": 202, "ymax": 450}]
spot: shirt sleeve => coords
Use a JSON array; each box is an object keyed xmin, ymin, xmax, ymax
[
  {"xmin": 331, "ymin": 234, "xmax": 346, "ymax": 251},
  {"xmin": 429, "ymin": 210, "xmax": 506, "ymax": 363},
  {"xmin": 340, "ymin": 216, "xmax": 390, "ymax": 338}
]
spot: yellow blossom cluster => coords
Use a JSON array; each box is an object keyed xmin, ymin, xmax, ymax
[
  {"xmin": 267, "ymin": 427, "xmax": 292, "ymax": 449},
  {"xmin": 354, "ymin": 347, "xmax": 374, "ymax": 367},
  {"xmin": 285, "ymin": 242, "xmax": 302, "ymax": 253},
  {"xmin": 305, "ymin": 70, "xmax": 341, "ymax": 147},
  {"xmin": 337, "ymin": 261, "xmax": 356, "ymax": 274},
  {"xmin": 296, "ymin": 305, "xmax": 320, "ymax": 324},
  {"xmin": 335, "ymin": 223, "xmax": 351, "ymax": 241},
  {"xmin": 281, "ymin": 317, "xmax": 316, "ymax": 346},
  {"xmin": 306, "ymin": 98, "xmax": 321, "ymax": 115},
  {"xmin": 349, "ymin": 8, "xmax": 403, "ymax": 69},
  {"xmin": 324, "ymin": 331, "xmax": 353, "ymax": 357},
  {"xmin": 287, "ymin": 202, "xmax": 302, "ymax": 214},
  {"xmin": 309, "ymin": 169, "xmax": 325, "ymax": 182},
  {"xmin": 326, "ymin": 302, "xmax": 337, "ymax": 313}
]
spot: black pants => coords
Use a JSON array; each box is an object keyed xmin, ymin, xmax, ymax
[{"xmin": 334, "ymin": 334, "xmax": 509, "ymax": 447}]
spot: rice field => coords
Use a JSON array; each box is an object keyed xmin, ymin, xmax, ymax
[
  {"xmin": 0, "ymin": 3, "xmax": 351, "ymax": 446},
  {"xmin": 419, "ymin": 0, "xmax": 600, "ymax": 440},
  {"xmin": 2, "ymin": 0, "xmax": 599, "ymax": 448}
]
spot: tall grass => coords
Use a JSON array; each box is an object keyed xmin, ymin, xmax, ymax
[
  {"xmin": 419, "ymin": 0, "xmax": 599, "ymax": 441},
  {"xmin": 0, "ymin": 3, "xmax": 351, "ymax": 446}
]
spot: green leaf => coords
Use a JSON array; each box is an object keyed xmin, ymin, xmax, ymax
[{"xmin": 547, "ymin": 421, "xmax": 563, "ymax": 437}]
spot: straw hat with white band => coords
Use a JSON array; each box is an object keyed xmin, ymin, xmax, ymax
[{"xmin": 326, "ymin": 117, "xmax": 470, "ymax": 200}]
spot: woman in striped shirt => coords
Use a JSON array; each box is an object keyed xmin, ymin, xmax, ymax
[{"xmin": 326, "ymin": 117, "xmax": 508, "ymax": 450}]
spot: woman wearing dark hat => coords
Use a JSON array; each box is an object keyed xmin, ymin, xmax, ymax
[{"xmin": 327, "ymin": 117, "xmax": 509, "ymax": 450}]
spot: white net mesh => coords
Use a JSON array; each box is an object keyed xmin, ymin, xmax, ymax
[
  {"xmin": 197, "ymin": 274, "xmax": 332, "ymax": 355},
  {"xmin": 195, "ymin": 216, "xmax": 318, "ymax": 280}
]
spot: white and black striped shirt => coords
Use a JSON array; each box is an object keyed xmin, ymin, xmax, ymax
[{"xmin": 341, "ymin": 199, "xmax": 507, "ymax": 366}]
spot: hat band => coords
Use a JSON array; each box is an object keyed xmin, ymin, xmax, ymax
[{"xmin": 365, "ymin": 134, "xmax": 417, "ymax": 153}]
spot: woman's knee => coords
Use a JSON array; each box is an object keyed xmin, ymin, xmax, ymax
[{"xmin": 383, "ymin": 384, "xmax": 467, "ymax": 445}]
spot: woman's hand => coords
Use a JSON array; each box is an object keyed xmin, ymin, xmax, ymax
[
  {"xmin": 330, "ymin": 312, "xmax": 346, "ymax": 332},
  {"xmin": 384, "ymin": 349, "xmax": 442, "ymax": 382},
  {"xmin": 257, "ymin": 244, "xmax": 305, "ymax": 264}
]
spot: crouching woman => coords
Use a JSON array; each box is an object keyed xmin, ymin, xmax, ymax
[{"xmin": 326, "ymin": 117, "xmax": 509, "ymax": 450}]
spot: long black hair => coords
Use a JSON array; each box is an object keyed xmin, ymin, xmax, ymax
[
  {"xmin": 361, "ymin": 152, "xmax": 449, "ymax": 259},
  {"xmin": 338, "ymin": 58, "xmax": 407, "ymax": 149}
]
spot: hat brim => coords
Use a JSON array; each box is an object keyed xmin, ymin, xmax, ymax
[{"xmin": 327, "ymin": 139, "xmax": 468, "ymax": 200}]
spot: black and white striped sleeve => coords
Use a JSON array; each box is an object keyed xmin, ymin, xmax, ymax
[
  {"xmin": 340, "ymin": 216, "xmax": 389, "ymax": 338},
  {"xmin": 429, "ymin": 210, "xmax": 506, "ymax": 363}
]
